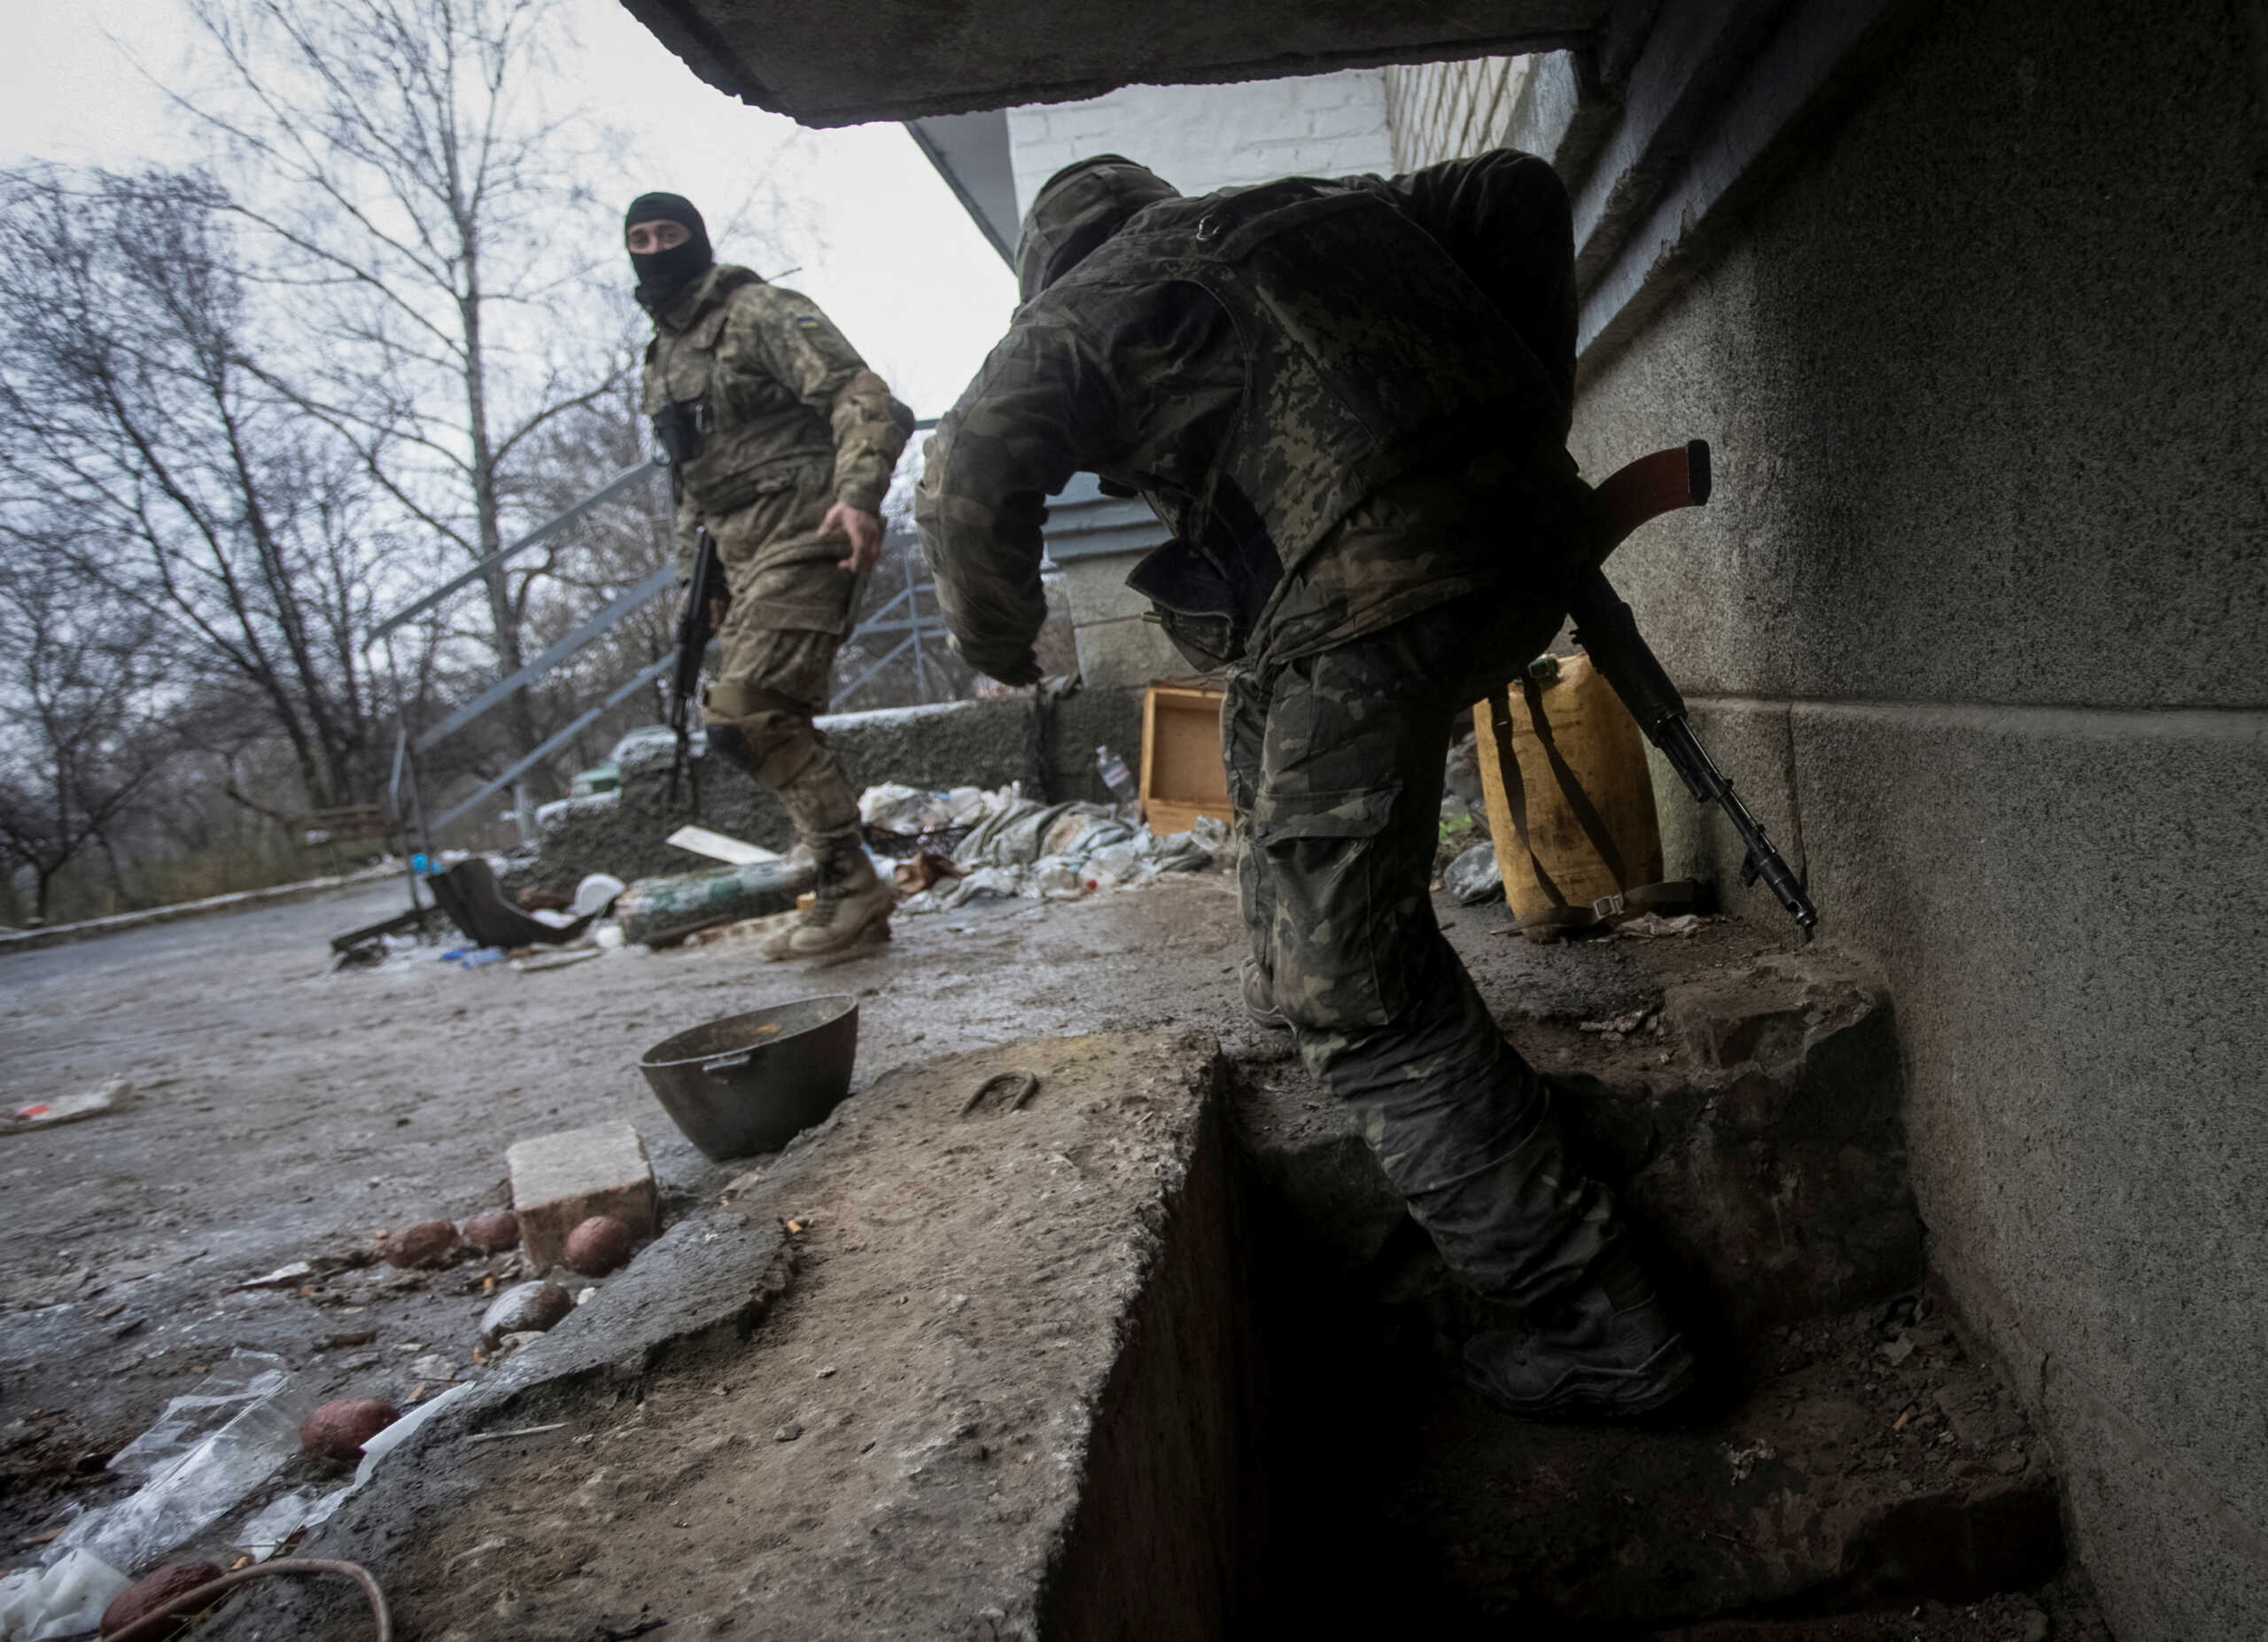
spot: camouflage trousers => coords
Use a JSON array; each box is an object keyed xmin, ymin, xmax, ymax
[
  {"xmin": 1223, "ymin": 583, "xmax": 1624, "ymax": 1312},
  {"xmin": 700, "ymin": 469, "xmax": 867, "ymax": 842}
]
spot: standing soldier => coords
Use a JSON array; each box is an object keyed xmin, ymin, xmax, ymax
[
  {"xmin": 915, "ymin": 153, "xmax": 1698, "ymax": 1420},
  {"xmin": 628, "ymin": 193, "xmax": 912, "ymax": 961}
]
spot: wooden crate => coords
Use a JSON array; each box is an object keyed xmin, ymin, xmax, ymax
[{"xmin": 1139, "ymin": 684, "xmax": 1233, "ymax": 835}]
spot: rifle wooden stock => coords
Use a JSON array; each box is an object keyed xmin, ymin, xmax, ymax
[{"xmin": 1571, "ymin": 440, "xmax": 1818, "ymax": 933}]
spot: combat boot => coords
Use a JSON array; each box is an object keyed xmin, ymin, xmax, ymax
[
  {"xmin": 1463, "ymin": 1242, "xmax": 1697, "ymax": 1422},
  {"xmin": 762, "ymin": 827, "xmax": 894, "ymax": 961}
]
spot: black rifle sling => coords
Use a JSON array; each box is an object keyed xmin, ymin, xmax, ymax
[{"xmin": 1486, "ymin": 684, "xmax": 1569, "ymax": 911}]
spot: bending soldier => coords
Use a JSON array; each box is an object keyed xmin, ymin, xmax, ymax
[
  {"xmin": 628, "ymin": 192, "xmax": 912, "ymax": 961},
  {"xmin": 915, "ymin": 152, "xmax": 1697, "ymax": 1420}
]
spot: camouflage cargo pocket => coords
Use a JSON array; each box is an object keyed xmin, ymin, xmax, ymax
[{"xmin": 1248, "ymin": 782, "xmax": 1407, "ymax": 1030}]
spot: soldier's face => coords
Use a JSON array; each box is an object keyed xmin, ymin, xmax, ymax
[{"xmin": 626, "ymin": 220, "xmax": 692, "ymax": 254}]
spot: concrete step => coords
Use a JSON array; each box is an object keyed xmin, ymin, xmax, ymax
[{"xmin": 1233, "ymin": 916, "xmax": 1923, "ymax": 1337}]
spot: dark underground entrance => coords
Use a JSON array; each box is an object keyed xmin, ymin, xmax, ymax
[{"xmin": 1037, "ymin": 928, "xmax": 2101, "ymax": 1640}]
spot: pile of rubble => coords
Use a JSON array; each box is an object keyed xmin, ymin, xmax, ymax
[{"xmin": 861, "ymin": 782, "xmax": 1231, "ymax": 913}]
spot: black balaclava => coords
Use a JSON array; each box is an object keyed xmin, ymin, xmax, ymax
[{"xmin": 625, "ymin": 192, "xmax": 714, "ymax": 314}]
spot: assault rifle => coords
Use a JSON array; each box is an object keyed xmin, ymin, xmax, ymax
[
  {"xmin": 666, "ymin": 526, "xmax": 726, "ymax": 809},
  {"xmin": 1573, "ymin": 440, "xmax": 1818, "ymax": 933}
]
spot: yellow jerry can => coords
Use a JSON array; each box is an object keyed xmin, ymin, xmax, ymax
[{"xmin": 1474, "ymin": 652, "xmax": 1666, "ymax": 937}]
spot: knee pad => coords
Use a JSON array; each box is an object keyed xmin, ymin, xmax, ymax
[{"xmin": 704, "ymin": 721, "xmax": 752, "ymax": 768}]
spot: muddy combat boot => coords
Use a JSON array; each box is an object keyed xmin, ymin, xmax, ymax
[
  {"xmin": 1241, "ymin": 958, "xmax": 1292, "ymax": 1031},
  {"xmin": 761, "ymin": 827, "xmax": 894, "ymax": 961},
  {"xmin": 1463, "ymin": 1244, "xmax": 1697, "ymax": 1422}
]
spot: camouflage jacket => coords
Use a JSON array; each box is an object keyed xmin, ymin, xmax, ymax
[
  {"xmin": 641, "ymin": 264, "xmax": 909, "ymax": 565},
  {"xmin": 916, "ymin": 150, "xmax": 1581, "ymax": 682}
]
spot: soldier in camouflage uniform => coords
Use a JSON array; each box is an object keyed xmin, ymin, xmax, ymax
[
  {"xmin": 914, "ymin": 154, "xmax": 1697, "ymax": 1420},
  {"xmin": 629, "ymin": 193, "xmax": 912, "ymax": 961}
]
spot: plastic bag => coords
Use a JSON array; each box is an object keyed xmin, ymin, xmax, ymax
[
  {"xmin": 51, "ymin": 1359, "xmax": 304, "ymax": 1576},
  {"xmin": 106, "ymin": 1350, "xmax": 290, "ymax": 1482},
  {"xmin": 0, "ymin": 1549, "xmax": 130, "ymax": 1640}
]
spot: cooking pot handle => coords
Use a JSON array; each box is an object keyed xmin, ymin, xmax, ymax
[{"xmin": 701, "ymin": 1050, "xmax": 755, "ymax": 1076}]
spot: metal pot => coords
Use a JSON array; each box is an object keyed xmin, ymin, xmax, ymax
[{"xmin": 638, "ymin": 994, "xmax": 859, "ymax": 1161}]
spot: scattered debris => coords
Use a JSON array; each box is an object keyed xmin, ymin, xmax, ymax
[
  {"xmin": 572, "ymin": 873, "xmax": 627, "ymax": 915},
  {"xmin": 460, "ymin": 1210, "xmax": 520, "ymax": 1255},
  {"xmin": 1443, "ymin": 843, "xmax": 1503, "ymax": 905},
  {"xmin": 1577, "ymin": 1007, "xmax": 1660, "ymax": 1038},
  {"xmin": 478, "ymin": 1280, "xmax": 574, "ymax": 1348},
  {"xmin": 614, "ymin": 860, "xmax": 815, "ymax": 947},
  {"xmin": 235, "ymin": 1486, "xmax": 345, "ymax": 1560},
  {"xmin": 1617, "ymin": 912, "xmax": 1705, "ymax": 938},
  {"xmin": 300, "ymin": 1401, "xmax": 401, "ymax": 1466},
  {"xmin": 664, "ymin": 825, "xmax": 780, "ymax": 867},
  {"xmin": 563, "ymin": 1215, "xmax": 636, "ymax": 1277},
  {"xmin": 891, "ymin": 850, "xmax": 967, "ymax": 895},
  {"xmin": 8, "ymin": 1079, "xmax": 135, "ymax": 1132},
  {"xmin": 511, "ymin": 947, "xmax": 603, "ymax": 974},
  {"xmin": 961, "ymin": 1070, "xmax": 1040, "ymax": 1117},
  {"xmin": 381, "ymin": 1221, "xmax": 462, "ymax": 1271},
  {"xmin": 106, "ymin": 1353, "xmax": 291, "ymax": 1482},
  {"xmin": 0, "ymin": 1550, "xmax": 132, "ymax": 1642},
  {"xmin": 99, "ymin": 1562, "xmax": 224, "ymax": 1639},
  {"xmin": 508, "ymin": 1122, "xmax": 656, "ymax": 1271},
  {"xmin": 1722, "ymin": 1437, "xmax": 1776, "ymax": 1482},
  {"xmin": 53, "ymin": 1360, "xmax": 304, "ymax": 1575},
  {"xmin": 228, "ymin": 1261, "xmax": 315, "ymax": 1293},
  {"xmin": 886, "ymin": 783, "xmax": 1232, "ymax": 914},
  {"xmin": 464, "ymin": 1423, "xmax": 569, "ymax": 1447},
  {"xmin": 676, "ymin": 911, "xmax": 797, "ymax": 949}
]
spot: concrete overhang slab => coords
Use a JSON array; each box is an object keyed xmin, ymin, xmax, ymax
[{"xmin": 617, "ymin": 0, "xmax": 1612, "ymax": 125}]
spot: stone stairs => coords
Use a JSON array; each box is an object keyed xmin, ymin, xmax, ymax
[{"xmin": 1228, "ymin": 914, "xmax": 2107, "ymax": 1636}]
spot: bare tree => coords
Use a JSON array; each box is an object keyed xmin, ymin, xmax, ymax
[
  {"xmin": 0, "ymin": 166, "xmax": 389, "ymax": 812},
  {"xmin": 161, "ymin": 0, "xmax": 631, "ymax": 782},
  {"xmin": 0, "ymin": 543, "xmax": 170, "ymax": 924}
]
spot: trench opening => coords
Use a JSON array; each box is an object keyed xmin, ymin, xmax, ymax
[{"xmin": 1044, "ymin": 1039, "xmax": 2084, "ymax": 1640}]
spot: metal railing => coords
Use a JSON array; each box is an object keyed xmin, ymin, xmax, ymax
[{"xmin": 374, "ymin": 453, "xmax": 954, "ymax": 846}]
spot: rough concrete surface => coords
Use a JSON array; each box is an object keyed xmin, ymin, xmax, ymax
[
  {"xmin": 210, "ymin": 1032, "xmax": 1244, "ymax": 1641},
  {"xmin": 532, "ymin": 689, "xmax": 1146, "ymax": 891},
  {"xmin": 1562, "ymin": 0, "xmax": 2268, "ymax": 1630},
  {"xmin": 0, "ymin": 870, "xmax": 1251, "ymax": 1569}
]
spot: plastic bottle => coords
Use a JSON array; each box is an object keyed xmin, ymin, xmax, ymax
[{"xmin": 1096, "ymin": 746, "xmax": 1138, "ymax": 809}]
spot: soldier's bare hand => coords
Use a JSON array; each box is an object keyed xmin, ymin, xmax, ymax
[
  {"xmin": 819, "ymin": 502, "xmax": 884, "ymax": 574},
  {"xmin": 680, "ymin": 583, "xmax": 732, "ymax": 629}
]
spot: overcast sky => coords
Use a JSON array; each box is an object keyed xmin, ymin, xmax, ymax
[{"xmin": 0, "ymin": 0, "xmax": 1019, "ymax": 417}]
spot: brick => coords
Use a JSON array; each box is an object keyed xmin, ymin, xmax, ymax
[{"xmin": 508, "ymin": 1121, "xmax": 656, "ymax": 1272}]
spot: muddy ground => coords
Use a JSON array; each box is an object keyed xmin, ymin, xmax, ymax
[{"xmin": 0, "ymin": 872, "xmax": 1251, "ymax": 1561}]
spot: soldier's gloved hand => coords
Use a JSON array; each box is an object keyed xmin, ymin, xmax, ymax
[{"xmin": 819, "ymin": 501, "xmax": 884, "ymax": 575}]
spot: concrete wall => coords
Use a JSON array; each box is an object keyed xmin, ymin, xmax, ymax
[
  {"xmin": 1380, "ymin": 4, "xmax": 2268, "ymax": 1634},
  {"xmin": 1005, "ymin": 68, "xmax": 1395, "ymax": 215}
]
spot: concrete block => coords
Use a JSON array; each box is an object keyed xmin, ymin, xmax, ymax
[
  {"xmin": 508, "ymin": 1121, "xmax": 656, "ymax": 1272},
  {"xmin": 1072, "ymin": 613, "xmax": 1193, "ymax": 689}
]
